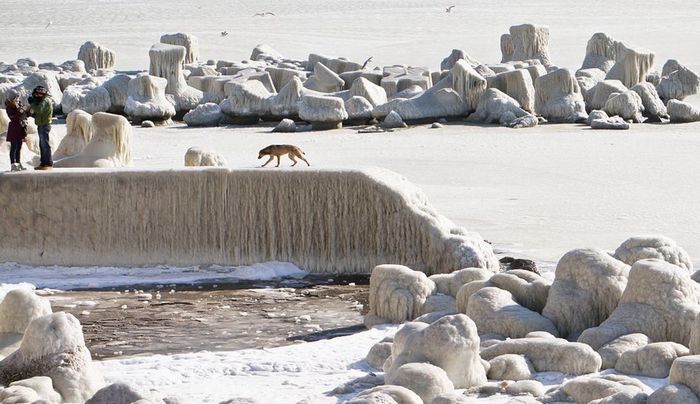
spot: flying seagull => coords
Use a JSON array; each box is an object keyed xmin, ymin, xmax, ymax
[
  {"xmin": 253, "ymin": 12, "xmax": 275, "ymax": 17},
  {"xmin": 220, "ymin": 31, "xmax": 229, "ymax": 37},
  {"xmin": 45, "ymin": 20, "xmax": 52, "ymax": 29},
  {"xmin": 361, "ymin": 56, "xmax": 373, "ymax": 70},
  {"xmin": 446, "ymin": 5, "xmax": 455, "ymax": 12}
]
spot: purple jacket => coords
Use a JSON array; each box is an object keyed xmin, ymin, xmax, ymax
[{"xmin": 5, "ymin": 100, "xmax": 27, "ymax": 142}]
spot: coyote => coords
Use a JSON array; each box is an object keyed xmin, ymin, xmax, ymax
[{"xmin": 258, "ymin": 144, "xmax": 310, "ymax": 167}]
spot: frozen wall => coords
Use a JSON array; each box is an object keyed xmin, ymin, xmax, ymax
[{"xmin": 0, "ymin": 168, "xmax": 497, "ymax": 274}]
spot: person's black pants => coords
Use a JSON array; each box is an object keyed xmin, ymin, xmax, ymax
[{"xmin": 9, "ymin": 141, "xmax": 22, "ymax": 164}]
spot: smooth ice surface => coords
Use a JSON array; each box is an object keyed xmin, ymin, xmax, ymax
[{"xmin": 0, "ymin": 262, "xmax": 305, "ymax": 290}]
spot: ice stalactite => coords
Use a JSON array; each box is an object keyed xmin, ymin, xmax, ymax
[
  {"xmin": 148, "ymin": 43, "xmax": 203, "ymax": 114},
  {"xmin": 160, "ymin": 33, "xmax": 199, "ymax": 64},
  {"xmin": 0, "ymin": 168, "xmax": 498, "ymax": 274},
  {"xmin": 53, "ymin": 109, "xmax": 93, "ymax": 160},
  {"xmin": 581, "ymin": 33, "xmax": 617, "ymax": 72},
  {"xmin": 605, "ymin": 42, "xmax": 655, "ymax": 89},
  {"xmin": 53, "ymin": 112, "xmax": 131, "ymax": 168}
]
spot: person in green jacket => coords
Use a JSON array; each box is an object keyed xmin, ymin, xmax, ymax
[{"xmin": 28, "ymin": 86, "xmax": 53, "ymax": 170}]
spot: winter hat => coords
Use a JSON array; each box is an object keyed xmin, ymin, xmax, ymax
[{"xmin": 32, "ymin": 86, "xmax": 47, "ymax": 96}]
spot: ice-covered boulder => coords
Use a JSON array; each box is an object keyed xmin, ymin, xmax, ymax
[
  {"xmin": 85, "ymin": 382, "xmax": 163, "ymax": 404},
  {"xmin": 534, "ymin": 68, "xmax": 587, "ymax": 123},
  {"xmin": 668, "ymin": 99, "xmax": 700, "ymax": 123},
  {"xmin": 614, "ymin": 235, "xmax": 693, "ymax": 271},
  {"xmin": 485, "ymin": 270, "xmax": 550, "ymax": 313},
  {"xmin": 366, "ymin": 338, "xmax": 393, "ymax": 370},
  {"xmin": 488, "ymin": 69, "xmax": 535, "ymax": 112},
  {"xmin": 381, "ymin": 111, "xmax": 407, "ymax": 129},
  {"xmin": 265, "ymin": 66, "xmax": 307, "ymax": 92},
  {"xmin": 606, "ymin": 42, "xmax": 654, "ymax": 88},
  {"xmin": 429, "ymin": 268, "xmax": 492, "ymax": 298},
  {"xmin": 53, "ymin": 109, "xmax": 93, "ymax": 160},
  {"xmin": 614, "ymin": 342, "xmax": 690, "ymax": 378},
  {"xmin": 149, "ymin": 43, "xmax": 203, "ymax": 113},
  {"xmin": 160, "ymin": 33, "xmax": 199, "ymax": 64},
  {"xmin": 657, "ymin": 59, "xmax": 700, "ymax": 102},
  {"xmin": 0, "ymin": 289, "xmax": 52, "ymax": 334},
  {"xmin": 581, "ymin": 33, "xmax": 617, "ymax": 72},
  {"xmin": 487, "ymin": 354, "xmax": 534, "ymax": 381},
  {"xmin": 350, "ymin": 77, "xmax": 387, "ymax": 107},
  {"xmin": 124, "ymin": 74, "xmax": 176, "ymax": 124},
  {"xmin": 466, "ymin": 88, "xmax": 533, "ymax": 126},
  {"xmin": 648, "ymin": 384, "xmax": 700, "ymax": 404},
  {"xmin": 184, "ymin": 147, "xmax": 227, "ymax": 167},
  {"xmin": 386, "ymin": 362, "xmax": 454, "ymax": 403},
  {"xmin": 560, "ymin": 374, "xmax": 648, "ymax": 404},
  {"xmin": 441, "ymin": 49, "xmax": 479, "ymax": 71},
  {"xmin": 78, "ymin": 41, "xmax": 116, "ymax": 72},
  {"xmin": 0, "ymin": 312, "xmax": 104, "ymax": 402},
  {"xmin": 54, "ymin": 112, "xmax": 132, "ymax": 168},
  {"xmin": 590, "ymin": 80, "xmax": 628, "ymax": 111},
  {"xmin": 603, "ymin": 90, "xmax": 644, "ymax": 123},
  {"xmin": 0, "ymin": 376, "xmax": 62, "ymax": 403},
  {"xmin": 590, "ymin": 115, "xmax": 631, "ymax": 130},
  {"xmin": 304, "ymin": 62, "xmax": 345, "ymax": 93},
  {"xmin": 480, "ymin": 337, "xmax": 602, "ymax": 375},
  {"xmin": 598, "ymin": 333, "xmax": 651, "ymax": 369},
  {"xmin": 102, "ymin": 74, "xmax": 131, "ymax": 114},
  {"xmin": 183, "ymin": 103, "xmax": 223, "ymax": 127},
  {"xmin": 630, "ymin": 82, "xmax": 668, "ymax": 121},
  {"xmin": 365, "ymin": 265, "xmax": 435, "ymax": 325},
  {"xmin": 345, "ymin": 96, "xmax": 374, "ymax": 122},
  {"xmin": 542, "ymin": 248, "xmax": 630, "ymax": 340},
  {"xmin": 669, "ymin": 356, "xmax": 700, "ymax": 398},
  {"xmin": 578, "ymin": 259, "xmax": 700, "ymax": 349},
  {"xmin": 268, "ymin": 76, "xmax": 304, "ymax": 118},
  {"xmin": 504, "ymin": 24, "xmax": 551, "ymax": 65},
  {"xmin": 298, "ymin": 93, "xmax": 348, "ymax": 130},
  {"xmin": 251, "ymin": 44, "xmax": 284, "ymax": 63},
  {"xmin": 387, "ymin": 314, "xmax": 486, "ymax": 388},
  {"xmin": 308, "ymin": 53, "xmax": 362, "ymax": 74},
  {"xmin": 272, "ymin": 118, "xmax": 297, "ymax": 133},
  {"xmin": 61, "ymin": 78, "xmax": 112, "ymax": 114},
  {"xmin": 466, "ymin": 287, "xmax": 558, "ymax": 338},
  {"xmin": 346, "ymin": 385, "xmax": 422, "ymax": 404}
]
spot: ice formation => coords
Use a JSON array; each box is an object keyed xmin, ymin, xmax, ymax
[
  {"xmin": 603, "ymin": 90, "xmax": 644, "ymax": 123},
  {"xmin": 149, "ymin": 43, "xmax": 203, "ymax": 113},
  {"xmin": 668, "ymin": 99, "xmax": 700, "ymax": 122},
  {"xmin": 597, "ymin": 333, "xmax": 650, "ymax": 369},
  {"xmin": 77, "ymin": 41, "xmax": 116, "ymax": 72},
  {"xmin": 656, "ymin": 59, "xmax": 700, "ymax": 101},
  {"xmin": 0, "ymin": 312, "xmax": 104, "ymax": 402},
  {"xmin": 0, "ymin": 168, "xmax": 497, "ymax": 273},
  {"xmin": 613, "ymin": 235, "xmax": 693, "ymax": 271},
  {"xmin": 0, "ymin": 289, "xmax": 52, "ymax": 334},
  {"xmin": 183, "ymin": 102, "xmax": 223, "ymax": 127},
  {"xmin": 298, "ymin": 93, "xmax": 348, "ymax": 129},
  {"xmin": 488, "ymin": 69, "xmax": 536, "ymax": 112},
  {"xmin": 102, "ymin": 74, "xmax": 131, "ymax": 115},
  {"xmin": 61, "ymin": 78, "xmax": 112, "ymax": 114},
  {"xmin": 631, "ymin": 82, "xmax": 668, "ymax": 120},
  {"xmin": 124, "ymin": 74, "xmax": 176, "ymax": 124},
  {"xmin": 542, "ymin": 248, "xmax": 630, "ymax": 340},
  {"xmin": 614, "ymin": 341, "xmax": 690, "ymax": 378},
  {"xmin": 605, "ymin": 42, "xmax": 655, "ymax": 88},
  {"xmin": 160, "ymin": 33, "xmax": 199, "ymax": 64},
  {"xmin": 669, "ymin": 356, "xmax": 700, "ymax": 398},
  {"xmin": 534, "ymin": 68, "xmax": 587, "ymax": 122},
  {"xmin": 53, "ymin": 112, "xmax": 132, "ymax": 168},
  {"xmin": 487, "ymin": 354, "xmax": 534, "ymax": 381},
  {"xmin": 366, "ymin": 264, "xmax": 436, "ymax": 325},
  {"xmin": 184, "ymin": 147, "xmax": 227, "ymax": 167},
  {"xmin": 385, "ymin": 362, "xmax": 454, "ymax": 403},
  {"xmin": 504, "ymin": 24, "xmax": 551, "ymax": 65},
  {"xmin": 581, "ymin": 33, "xmax": 617, "ymax": 72}
]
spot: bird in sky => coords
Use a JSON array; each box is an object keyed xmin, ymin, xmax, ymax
[
  {"xmin": 446, "ymin": 5, "xmax": 456, "ymax": 12},
  {"xmin": 361, "ymin": 56, "xmax": 373, "ymax": 70},
  {"xmin": 253, "ymin": 12, "xmax": 275, "ymax": 17},
  {"xmin": 220, "ymin": 31, "xmax": 229, "ymax": 37},
  {"xmin": 45, "ymin": 20, "xmax": 52, "ymax": 29}
]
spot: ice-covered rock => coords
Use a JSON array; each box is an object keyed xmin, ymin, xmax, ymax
[
  {"xmin": 668, "ymin": 99, "xmax": 700, "ymax": 122},
  {"xmin": 440, "ymin": 49, "xmax": 479, "ymax": 71},
  {"xmin": 590, "ymin": 80, "xmax": 628, "ymax": 111},
  {"xmin": 670, "ymin": 356, "xmax": 700, "ymax": 398},
  {"xmin": 0, "ymin": 312, "xmax": 104, "ymax": 402},
  {"xmin": 0, "ymin": 376, "xmax": 62, "ymax": 403},
  {"xmin": 614, "ymin": 235, "xmax": 693, "ymax": 271},
  {"xmin": 614, "ymin": 342, "xmax": 690, "ymax": 378},
  {"xmin": 85, "ymin": 382, "xmax": 164, "ymax": 404},
  {"xmin": 534, "ymin": 68, "xmax": 587, "ymax": 123},
  {"xmin": 429, "ymin": 268, "xmax": 492, "ymax": 298},
  {"xmin": 184, "ymin": 147, "xmax": 227, "ymax": 167},
  {"xmin": 598, "ymin": 333, "xmax": 650, "ymax": 370},
  {"xmin": 386, "ymin": 363, "xmax": 454, "ymax": 403},
  {"xmin": 53, "ymin": 109, "xmax": 93, "ymax": 160},
  {"xmin": 381, "ymin": 111, "xmax": 407, "ymax": 129},
  {"xmin": 657, "ymin": 59, "xmax": 700, "ymax": 102},
  {"xmin": 366, "ymin": 339, "xmax": 393, "ymax": 370},
  {"xmin": 631, "ymin": 82, "xmax": 668, "ymax": 121},
  {"xmin": 124, "ymin": 74, "xmax": 176, "ymax": 124},
  {"xmin": 578, "ymin": 259, "xmax": 700, "ymax": 349},
  {"xmin": 590, "ymin": 115, "xmax": 631, "ymax": 130},
  {"xmin": 102, "ymin": 74, "xmax": 131, "ymax": 114},
  {"xmin": 346, "ymin": 385, "xmax": 422, "ymax": 404},
  {"xmin": 304, "ymin": 62, "xmax": 345, "ymax": 93},
  {"xmin": 488, "ymin": 270, "xmax": 550, "ymax": 313},
  {"xmin": 183, "ymin": 103, "xmax": 223, "ymax": 127},
  {"xmin": 78, "ymin": 41, "xmax": 116, "ymax": 72},
  {"xmin": 505, "ymin": 380, "xmax": 545, "ymax": 398},
  {"xmin": 272, "ymin": 118, "xmax": 297, "ymax": 133},
  {"xmin": 160, "ymin": 33, "xmax": 199, "ymax": 64},
  {"xmin": 542, "ymin": 248, "xmax": 630, "ymax": 340},
  {"xmin": 0, "ymin": 289, "xmax": 52, "ymax": 334},
  {"xmin": 381, "ymin": 66, "xmax": 431, "ymax": 98},
  {"xmin": 488, "ymin": 69, "xmax": 535, "ymax": 113},
  {"xmin": 503, "ymin": 24, "xmax": 551, "ymax": 65},
  {"xmin": 480, "ymin": 337, "xmax": 602, "ymax": 375},
  {"xmin": 61, "ymin": 78, "xmax": 112, "ymax": 114},
  {"xmin": 366, "ymin": 265, "xmax": 435, "ymax": 325},
  {"xmin": 605, "ymin": 41, "xmax": 654, "ymax": 88},
  {"xmin": 345, "ymin": 96, "xmax": 374, "ymax": 122},
  {"xmin": 466, "ymin": 88, "xmax": 533, "ymax": 126},
  {"xmin": 581, "ymin": 33, "xmax": 617, "ymax": 72},
  {"xmin": 560, "ymin": 374, "xmax": 647, "ymax": 404},
  {"xmin": 603, "ymin": 90, "xmax": 644, "ymax": 123},
  {"xmin": 350, "ymin": 77, "xmax": 387, "ymax": 107},
  {"xmin": 487, "ymin": 354, "xmax": 534, "ymax": 381},
  {"xmin": 386, "ymin": 314, "xmax": 486, "ymax": 388},
  {"xmin": 466, "ymin": 287, "xmax": 558, "ymax": 338},
  {"xmin": 149, "ymin": 43, "xmax": 203, "ymax": 113},
  {"xmin": 251, "ymin": 44, "xmax": 284, "ymax": 63},
  {"xmin": 54, "ymin": 112, "xmax": 132, "ymax": 168},
  {"xmin": 648, "ymin": 384, "xmax": 700, "ymax": 404},
  {"xmin": 268, "ymin": 76, "xmax": 304, "ymax": 118},
  {"xmin": 298, "ymin": 93, "xmax": 348, "ymax": 130}
]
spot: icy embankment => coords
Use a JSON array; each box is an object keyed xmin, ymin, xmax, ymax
[
  {"xmin": 0, "ymin": 261, "xmax": 305, "ymax": 290},
  {"xmin": 96, "ymin": 326, "xmax": 398, "ymax": 403}
]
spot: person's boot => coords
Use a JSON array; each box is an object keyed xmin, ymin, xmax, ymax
[
  {"xmin": 17, "ymin": 163, "xmax": 27, "ymax": 171},
  {"xmin": 35, "ymin": 164, "xmax": 53, "ymax": 171},
  {"xmin": 10, "ymin": 164, "xmax": 18, "ymax": 172}
]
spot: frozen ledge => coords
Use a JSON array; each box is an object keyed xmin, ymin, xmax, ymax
[{"xmin": 0, "ymin": 168, "xmax": 498, "ymax": 274}]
